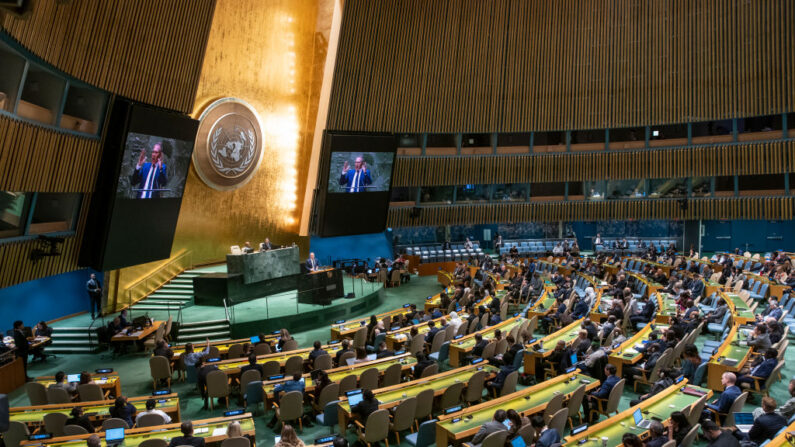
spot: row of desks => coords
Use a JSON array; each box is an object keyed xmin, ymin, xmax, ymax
[
  {"xmin": 448, "ymin": 316, "xmax": 526, "ymax": 367},
  {"xmin": 34, "ymin": 372, "xmax": 122, "ymax": 399},
  {"xmin": 20, "ymin": 414, "xmax": 255, "ymax": 446}
]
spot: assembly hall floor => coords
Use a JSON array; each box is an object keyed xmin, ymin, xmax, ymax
[{"xmin": 9, "ymin": 274, "xmax": 793, "ymax": 447}]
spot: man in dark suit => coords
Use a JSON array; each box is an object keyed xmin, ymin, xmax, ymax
[
  {"xmin": 306, "ymin": 252, "xmax": 320, "ymax": 271},
  {"xmin": 703, "ymin": 372, "xmax": 742, "ymax": 421},
  {"xmin": 582, "ymin": 364, "xmax": 620, "ymax": 423},
  {"xmin": 471, "ymin": 410, "xmax": 508, "ymax": 446},
  {"xmin": 471, "ymin": 333, "xmax": 489, "ymax": 358},
  {"xmin": 334, "ymin": 340, "xmax": 352, "ymax": 366},
  {"xmin": 308, "ymin": 341, "xmax": 328, "ymax": 367},
  {"xmin": 86, "ymin": 273, "xmax": 102, "ymax": 320},
  {"xmin": 737, "ymin": 349, "xmax": 778, "ymax": 388},
  {"xmin": 240, "ymin": 354, "xmax": 264, "ymax": 377},
  {"xmin": 350, "ymin": 389, "xmax": 379, "ymax": 424},
  {"xmin": 689, "ymin": 274, "xmax": 705, "ymax": 299},
  {"xmin": 259, "ymin": 238, "xmax": 273, "ymax": 251},
  {"xmin": 131, "ymin": 142, "xmax": 168, "ymax": 199},
  {"xmin": 485, "ymin": 363, "xmax": 516, "ymax": 397},
  {"xmin": 375, "ymin": 341, "xmax": 394, "ymax": 359},
  {"xmin": 12, "ymin": 320, "xmax": 30, "ymax": 381},
  {"xmin": 629, "ymin": 296, "xmax": 656, "ymax": 326},
  {"xmin": 168, "ymin": 421, "xmax": 205, "ymax": 447},
  {"xmin": 749, "ymin": 397, "xmax": 788, "ymax": 444},
  {"xmin": 196, "ymin": 357, "xmax": 220, "ymax": 410},
  {"xmin": 338, "ymin": 157, "xmax": 372, "ymax": 192}
]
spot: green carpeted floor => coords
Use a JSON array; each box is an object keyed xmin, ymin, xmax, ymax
[{"xmin": 10, "ymin": 274, "xmax": 795, "ymax": 447}]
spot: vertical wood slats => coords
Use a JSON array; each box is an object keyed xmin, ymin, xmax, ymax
[
  {"xmin": 328, "ymin": 0, "xmax": 795, "ymax": 133},
  {"xmin": 391, "ymin": 140, "xmax": 795, "ymax": 187},
  {"xmin": 0, "ymin": 0, "xmax": 217, "ymax": 113},
  {"xmin": 387, "ymin": 197, "xmax": 795, "ymax": 227}
]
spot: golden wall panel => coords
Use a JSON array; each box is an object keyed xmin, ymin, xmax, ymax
[
  {"xmin": 388, "ymin": 197, "xmax": 795, "ymax": 227},
  {"xmin": 392, "ymin": 140, "xmax": 795, "ymax": 187},
  {"xmin": 328, "ymin": 0, "xmax": 795, "ymax": 133},
  {"xmin": 109, "ymin": 0, "xmax": 334, "ymax": 305},
  {"xmin": 1, "ymin": 0, "xmax": 216, "ymax": 113}
]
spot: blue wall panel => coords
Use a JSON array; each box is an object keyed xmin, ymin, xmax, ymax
[
  {"xmin": 0, "ymin": 268, "xmax": 99, "ymax": 332},
  {"xmin": 702, "ymin": 220, "xmax": 795, "ymax": 253},
  {"xmin": 310, "ymin": 232, "xmax": 394, "ymax": 267}
]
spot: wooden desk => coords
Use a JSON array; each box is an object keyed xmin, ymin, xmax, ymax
[
  {"xmin": 722, "ymin": 292, "xmax": 756, "ymax": 325},
  {"xmin": 111, "ymin": 321, "xmax": 164, "ymax": 342},
  {"xmin": 523, "ymin": 319, "xmax": 584, "ymax": 375},
  {"xmin": 608, "ymin": 322, "xmax": 670, "ymax": 377},
  {"xmin": 0, "ymin": 357, "xmax": 25, "ymax": 394},
  {"xmin": 436, "ymin": 370, "xmax": 600, "ymax": 446},
  {"xmin": 331, "ymin": 308, "xmax": 409, "ymax": 340},
  {"xmin": 706, "ymin": 324, "xmax": 753, "ymax": 390},
  {"xmin": 526, "ymin": 287, "xmax": 557, "ymax": 318},
  {"xmin": 262, "ymin": 354, "xmax": 417, "ymax": 403},
  {"xmin": 337, "ymin": 363, "xmax": 499, "ymax": 429},
  {"xmin": 765, "ymin": 419, "xmax": 795, "ymax": 447},
  {"xmin": 564, "ymin": 381, "xmax": 712, "ymax": 447},
  {"xmin": 10, "ymin": 393, "xmax": 180, "ymax": 430},
  {"xmin": 207, "ymin": 342, "xmax": 346, "ymax": 376},
  {"xmin": 424, "ymin": 284, "xmax": 456, "ymax": 312},
  {"xmin": 2, "ymin": 336, "xmax": 51, "ymax": 351},
  {"xmin": 448, "ymin": 316, "xmax": 525, "ymax": 367},
  {"xmin": 20, "ymin": 414, "xmax": 254, "ymax": 446},
  {"xmin": 385, "ymin": 313, "xmax": 470, "ymax": 350},
  {"xmin": 171, "ymin": 335, "xmax": 278, "ymax": 360},
  {"xmin": 34, "ymin": 372, "xmax": 121, "ymax": 399}
]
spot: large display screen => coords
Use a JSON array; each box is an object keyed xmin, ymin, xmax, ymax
[
  {"xmin": 315, "ymin": 132, "xmax": 397, "ymax": 237},
  {"xmin": 327, "ymin": 151, "xmax": 395, "ymax": 193},
  {"xmin": 115, "ymin": 132, "xmax": 193, "ymax": 199},
  {"xmin": 79, "ymin": 98, "xmax": 198, "ymax": 271}
]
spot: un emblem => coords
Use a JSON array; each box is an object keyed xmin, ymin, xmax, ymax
[{"xmin": 193, "ymin": 98, "xmax": 263, "ymax": 190}]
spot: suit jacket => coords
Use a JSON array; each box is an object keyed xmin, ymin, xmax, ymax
[
  {"xmin": 306, "ymin": 257, "xmax": 319, "ymax": 271},
  {"xmin": 748, "ymin": 333, "xmax": 772, "ymax": 351},
  {"xmin": 471, "ymin": 421, "xmax": 508, "ymax": 446},
  {"xmin": 749, "ymin": 358, "xmax": 777, "ymax": 379},
  {"xmin": 536, "ymin": 428, "xmax": 561, "ymax": 447},
  {"xmin": 13, "ymin": 329, "xmax": 28, "ymax": 355},
  {"xmin": 593, "ymin": 374, "xmax": 620, "ymax": 399},
  {"xmin": 131, "ymin": 162, "xmax": 168, "ymax": 198},
  {"xmin": 168, "ymin": 435, "xmax": 205, "ymax": 447},
  {"xmin": 572, "ymin": 300, "xmax": 589, "ymax": 319},
  {"xmin": 339, "ymin": 169, "xmax": 372, "ymax": 192},
  {"xmin": 710, "ymin": 385, "xmax": 741, "ymax": 413},
  {"xmin": 690, "ymin": 281, "xmax": 705, "ymax": 298},
  {"xmin": 748, "ymin": 412, "xmax": 787, "ymax": 443}
]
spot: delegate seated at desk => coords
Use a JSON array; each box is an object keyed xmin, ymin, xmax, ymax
[{"xmin": 241, "ymin": 242, "xmax": 254, "ymax": 254}]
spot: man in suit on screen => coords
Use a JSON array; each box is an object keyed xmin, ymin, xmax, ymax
[
  {"xmin": 338, "ymin": 156, "xmax": 372, "ymax": 192},
  {"xmin": 131, "ymin": 142, "xmax": 168, "ymax": 198}
]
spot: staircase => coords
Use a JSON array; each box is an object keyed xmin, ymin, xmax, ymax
[
  {"xmin": 48, "ymin": 326, "xmax": 101, "ymax": 354},
  {"xmin": 177, "ymin": 319, "xmax": 231, "ymax": 344},
  {"xmin": 129, "ymin": 271, "xmax": 199, "ymax": 312}
]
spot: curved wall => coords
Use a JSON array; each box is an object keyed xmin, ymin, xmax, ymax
[{"xmin": 327, "ymin": 0, "xmax": 795, "ymax": 133}]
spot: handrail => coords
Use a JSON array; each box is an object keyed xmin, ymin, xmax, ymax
[{"xmin": 123, "ymin": 250, "xmax": 193, "ymax": 311}]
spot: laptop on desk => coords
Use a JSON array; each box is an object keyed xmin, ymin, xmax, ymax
[
  {"xmin": 734, "ymin": 412, "xmax": 754, "ymax": 433},
  {"xmin": 633, "ymin": 408, "xmax": 652, "ymax": 429}
]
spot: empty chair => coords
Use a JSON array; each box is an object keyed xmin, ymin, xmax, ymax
[
  {"xmin": 437, "ymin": 382, "xmax": 464, "ymax": 412},
  {"xmin": 414, "ymin": 388, "xmax": 435, "ymax": 429},
  {"xmin": 226, "ymin": 344, "xmax": 244, "ymax": 359},
  {"xmin": 275, "ymin": 390, "xmax": 304, "ymax": 431},
  {"xmin": 282, "ymin": 339, "xmax": 299, "ymax": 352},
  {"xmin": 311, "ymin": 382, "xmax": 339, "ymax": 415},
  {"xmin": 338, "ymin": 374, "xmax": 358, "ymax": 395},
  {"xmin": 25, "ymin": 382, "xmax": 48, "ymax": 406},
  {"xmin": 339, "ymin": 350, "xmax": 356, "ymax": 366},
  {"xmin": 262, "ymin": 360, "xmax": 281, "ymax": 377},
  {"xmin": 516, "ymin": 424, "xmax": 535, "ymax": 444},
  {"xmin": 481, "ymin": 429, "xmax": 509, "ymax": 447},
  {"xmin": 429, "ymin": 341, "xmax": 450, "ymax": 365},
  {"xmin": 149, "ymin": 356, "xmax": 172, "ymax": 390},
  {"xmin": 543, "ymin": 393, "xmax": 565, "ymax": 424},
  {"xmin": 2, "ymin": 421, "xmax": 30, "ymax": 447},
  {"xmin": 63, "ymin": 424, "xmax": 89, "ymax": 435},
  {"xmin": 547, "ymin": 408, "xmax": 569, "ymax": 437},
  {"xmin": 102, "ymin": 418, "xmax": 129, "ymax": 430},
  {"xmin": 686, "ymin": 395, "xmax": 708, "ymax": 427},
  {"xmin": 420, "ymin": 363, "xmax": 438, "ymax": 378},
  {"xmin": 410, "ymin": 336, "xmax": 426, "ymax": 357},
  {"xmin": 136, "ymin": 412, "xmax": 165, "ymax": 427},
  {"xmin": 429, "ymin": 330, "xmax": 446, "ymax": 354},
  {"xmin": 356, "ymin": 409, "xmax": 390, "ymax": 447},
  {"xmin": 284, "ymin": 356, "xmax": 304, "ymax": 376},
  {"xmin": 359, "ymin": 368, "xmax": 380, "ymax": 391},
  {"xmin": 390, "ymin": 396, "xmax": 417, "ymax": 444},
  {"xmin": 480, "ymin": 342, "xmax": 496, "ymax": 360},
  {"xmin": 43, "ymin": 412, "xmax": 68, "ymax": 437},
  {"xmin": 406, "ymin": 419, "xmax": 436, "ymax": 447},
  {"xmin": 464, "ymin": 370, "xmax": 486, "ymax": 405},
  {"xmin": 353, "ymin": 327, "xmax": 368, "ymax": 350},
  {"xmin": 253, "ymin": 343, "xmax": 271, "ymax": 356},
  {"xmin": 244, "ymin": 380, "xmax": 265, "ymax": 415},
  {"xmin": 567, "ymin": 384, "xmax": 587, "ymax": 428},
  {"xmin": 239, "ymin": 369, "xmax": 262, "ymax": 390},
  {"xmin": 680, "ymin": 423, "xmax": 701, "ymax": 447},
  {"xmin": 208, "ymin": 345, "xmax": 221, "ymax": 358},
  {"xmin": 206, "ymin": 370, "xmax": 231, "ymax": 410},
  {"xmin": 382, "ymin": 363, "xmax": 403, "ymax": 387},
  {"xmin": 494, "ymin": 338, "xmax": 508, "ymax": 356},
  {"xmin": 316, "ymin": 399, "xmax": 340, "ymax": 434},
  {"xmin": 77, "ymin": 384, "xmax": 105, "ymax": 402},
  {"xmin": 46, "ymin": 387, "xmax": 71, "ymax": 404}
]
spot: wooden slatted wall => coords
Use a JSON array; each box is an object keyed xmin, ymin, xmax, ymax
[
  {"xmin": 328, "ymin": 0, "xmax": 795, "ymax": 133},
  {"xmin": 388, "ymin": 197, "xmax": 795, "ymax": 227},
  {"xmin": 392, "ymin": 140, "xmax": 795, "ymax": 186},
  {"xmin": 0, "ymin": 0, "xmax": 217, "ymax": 113},
  {"xmin": 0, "ymin": 115, "xmax": 100, "ymax": 192}
]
